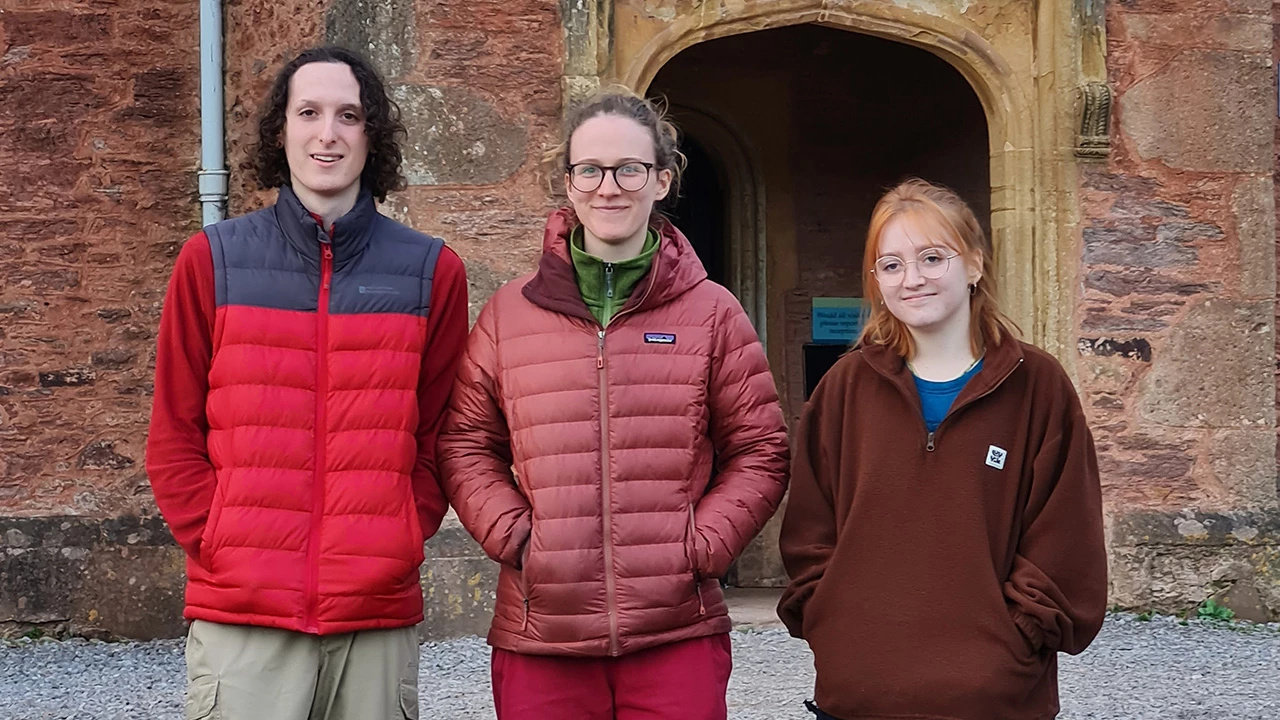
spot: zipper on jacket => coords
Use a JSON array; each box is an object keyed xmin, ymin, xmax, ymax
[
  {"xmin": 604, "ymin": 263, "xmax": 615, "ymax": 299},
  {"xmin": 304, "ymin": 240, "xmax": 334, "ymax": 632},
  {"xmin": 925, "ymin": 358, "xmax": 1024, "ymax": 452},
  {"xmin": 521, "ymin": 597, "xmax": 530, "ymax": 631},
  {"xmin": 597, "ymin": 327, "xmax": 621, "ymax": 655},
  {"xmin": 591, "ymin": 266, "xmax": 657, "ymax": 655}
]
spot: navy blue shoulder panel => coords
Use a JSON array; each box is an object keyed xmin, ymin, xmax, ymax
[
  {"xmin": 329, "ymin": 214, "xmax": 444, "ymax": 318},
  {"xmin": 205, "ymin": 207, "xmax": 318, "ymax": 312},
  {"xmin": 207, "ymin": 206, "xmax": 443, "ymax": 318}
]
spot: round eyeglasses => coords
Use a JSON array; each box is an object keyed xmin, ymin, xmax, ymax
[
  {"xmin": 870, "ymin": 248, "xmax": 960, "ymax": 286},
  {"xmin": 567, "ymin": 162, "xmax": 654, "ymax": 193}
]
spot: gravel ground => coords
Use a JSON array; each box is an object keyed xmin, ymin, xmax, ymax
[{"xmin": 0, "ymin": 614, "xmax": 1276, "ymax": 719}]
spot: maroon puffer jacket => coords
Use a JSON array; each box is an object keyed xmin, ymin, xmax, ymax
[{"xmin": 438, "ymin": 208, "xmax": 789, "ymax": 656}]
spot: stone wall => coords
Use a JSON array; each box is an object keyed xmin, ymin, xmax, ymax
[
  {"xmin": 1083, "ymin": 0, "xmax": 1279, "ymax": 621},
  {"xmin": 0, "ymin": 0, "xmax": 199, "ymax": 517},
  {"xmin": 0, "ymin": 0, "xmax": 201, "ymax": 636}
]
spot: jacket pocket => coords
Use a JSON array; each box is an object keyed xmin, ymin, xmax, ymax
[
  {"xmin": 198, "ymin": 480, "xmax": 228, "ymax": 569},
  {"xmin": 404, "ymin": 486, "xmax": 424, "ymax": 567},
  {"xmin": 185, "ymin": 676, "xmax": 218, "ymax": 720},
  {"xmin": 799, "ymin": 579, "xmax": 827, "ymax": 640},
  {"xmin": 686, "ymin": 505, "xmax": 706, "ymax": 615},
  {"xmin": 518, "ymin": 528, "xmax": 533, "ymax": 631}
]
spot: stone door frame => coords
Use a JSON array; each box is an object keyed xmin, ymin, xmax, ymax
[{"xmin": 560, "ymin": 0, "xmax": 1109, "ymax": 363}]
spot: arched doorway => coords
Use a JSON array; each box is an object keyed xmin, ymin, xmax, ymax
[
  {"xmin": 649, "ymin": 23, "xmax": 990, "ymax": 586},
  {"xmin": 584, "ymin": 0, "xmax": 1090, "ymax": 366},
  {"xmin": 666, "ymin": 134, "xmax": 728, "ymax": 287},
  {"xmin": 651, "ymin": 24, "xmax": 989, "ymax": 422}
]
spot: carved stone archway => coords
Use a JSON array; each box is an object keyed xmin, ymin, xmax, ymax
[{"xmin": 560, "ymin": 0, "xmax": 1110, "ymax": 364}]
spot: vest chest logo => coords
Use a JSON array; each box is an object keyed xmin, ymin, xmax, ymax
[
  {"xmin": 985, "ymin": 445, "xmax": 1007, "ymax": 470},
  {"xmin": 644, "ymin": 332, "xmax": 676, "ymax": 345},
  {"xmin": 358, "ymin": 285, "xmax": 399, "ymax": 295}
]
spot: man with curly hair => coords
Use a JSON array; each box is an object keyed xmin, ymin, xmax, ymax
[{"xmin": 145, "ymin": 46, "xmax": 468, "ymax": 719}]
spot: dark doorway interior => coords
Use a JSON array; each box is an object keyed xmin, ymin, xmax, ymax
[
  {"xmin": 650, "ymin": 24, "xmax": 990, "ymax": 418},
  {"xmin": 665, "ymin": 134, "xmax": 728, "ymax": 286}
]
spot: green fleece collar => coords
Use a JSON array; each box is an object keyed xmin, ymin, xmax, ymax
[{"xmin": 569, "ymin": 227, "xmax": 659, "ymax": 327}]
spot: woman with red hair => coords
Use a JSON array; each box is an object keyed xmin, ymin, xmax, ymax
[{"xmin": 778, "ymin": 178, "xmax": 1107, "ymax": 720}]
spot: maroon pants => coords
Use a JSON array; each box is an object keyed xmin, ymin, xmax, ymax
[{"xmin": 491, "ymin": 634, "xmax": 733, "ymax": 720}]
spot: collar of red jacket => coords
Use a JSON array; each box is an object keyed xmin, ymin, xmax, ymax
[
  {"xmin": 522, "ymin": 207, "xmax": 709, "ymax": 322},
  {"xmin": 859, "ymin": 330, "xmax": 1026, "ymax": 410}
]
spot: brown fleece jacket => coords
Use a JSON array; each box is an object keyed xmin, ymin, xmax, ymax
[{"xmin": 777, "ymin": 337, "xmax": 1106, "ymax": 720}]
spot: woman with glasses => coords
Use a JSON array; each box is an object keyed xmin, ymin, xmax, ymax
[
  {"xmin": 777, "ymin": 179, "xmax": 1106, "ymax": 720},
  {"xmin": 437, "ymin": 89, "xmax": 789, "ymax": 719}
]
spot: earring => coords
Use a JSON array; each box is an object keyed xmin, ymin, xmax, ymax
[{"xmin": 968, "ymin": 283, "xmax": 977, "ymax": 296}]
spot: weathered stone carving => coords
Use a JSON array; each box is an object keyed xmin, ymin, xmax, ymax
[{"xmin": 1076, "ymin": 81, "xmax": 1112, "ymax": 160}]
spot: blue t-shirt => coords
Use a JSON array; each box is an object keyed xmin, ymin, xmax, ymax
[{"xmin": 913, "ymin": 359, "xmax": 984, "ymax": 432}]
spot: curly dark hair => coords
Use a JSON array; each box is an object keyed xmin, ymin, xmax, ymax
[{"xmin": 251, "ymin": 46, "xmax": 407, "ymax": 201}]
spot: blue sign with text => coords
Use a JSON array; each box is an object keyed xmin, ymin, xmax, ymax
[{"xmin": 811, "ymin": 297, "xmax": 866, "ymax": 344}]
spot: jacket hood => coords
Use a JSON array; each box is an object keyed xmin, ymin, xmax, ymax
[{"xmin": 522, "ymin": 207, "xmax": 708, "ymax": 322}]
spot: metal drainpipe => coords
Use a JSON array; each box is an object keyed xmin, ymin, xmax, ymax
[{"xmin": 198, "ymin": 0, "xmax": 228, "ymax": 225}]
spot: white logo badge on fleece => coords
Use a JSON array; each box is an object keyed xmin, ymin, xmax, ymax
[{"xmin": 985, "ymin": 445, "xmax": 1007, "ymax": 470}]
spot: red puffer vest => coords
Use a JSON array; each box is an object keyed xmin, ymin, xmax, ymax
[
  {"xmin": 188, "ymin": 187, "xmax": 442, "ymax": 634},
  {"xmin": 439, "ymin": 209, "xmax": 790, "ymax": 656}
]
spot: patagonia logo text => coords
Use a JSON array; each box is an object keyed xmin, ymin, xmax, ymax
[
  {"xmin": 644, "ymin": 333, "xmax": 676, "ymax": 345},
  {"xmin": 358, "ymin": 285, "xmax": 399, "ymax": 295}
]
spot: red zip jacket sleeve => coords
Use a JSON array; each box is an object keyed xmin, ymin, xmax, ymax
[
  {"xmin": 411, "ymin": 246, "xmax": 470, "ymax": 539},
  {"xmin": 146, "ymin": 232, "xmax": 217, "ymax": 562},
  {"xmin": 437, "ymin": 297, "xmax": 533, "ymax": 568},
  {"xmin": 694, "ymin": 291, "xmax": 791, "ymax": 579}
]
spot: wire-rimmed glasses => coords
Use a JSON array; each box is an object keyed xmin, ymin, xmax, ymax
[{"xmin": 870, "ymin": 248, "xmax": 960, "ymax": 286}]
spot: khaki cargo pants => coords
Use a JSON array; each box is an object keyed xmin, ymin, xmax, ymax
[{"xmin": 184, "ymin": 620, "xmax": 420, "ymax": 720}]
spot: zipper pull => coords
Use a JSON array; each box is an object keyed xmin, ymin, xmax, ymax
[
  {"xmin": 597, "ymin": 330, "xmax": 605, "ymax": 369},
  {"xmin": 522, "ymin": 597, "xmax": 530, "ymax": 631},
  {"xmin": 695, "ymin": 582, "xmax": 706, "ymax": 616},
  {"xmin": 926, "ymin": 432, "xmax": 936, "ymax": 452},
  {"xmin": 604, "ymin": 263, "xmax": 614, "ymax": 299},
  {"xmin": 321, "ymin": 244, "xmax": 333, "ymax": 290}
]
